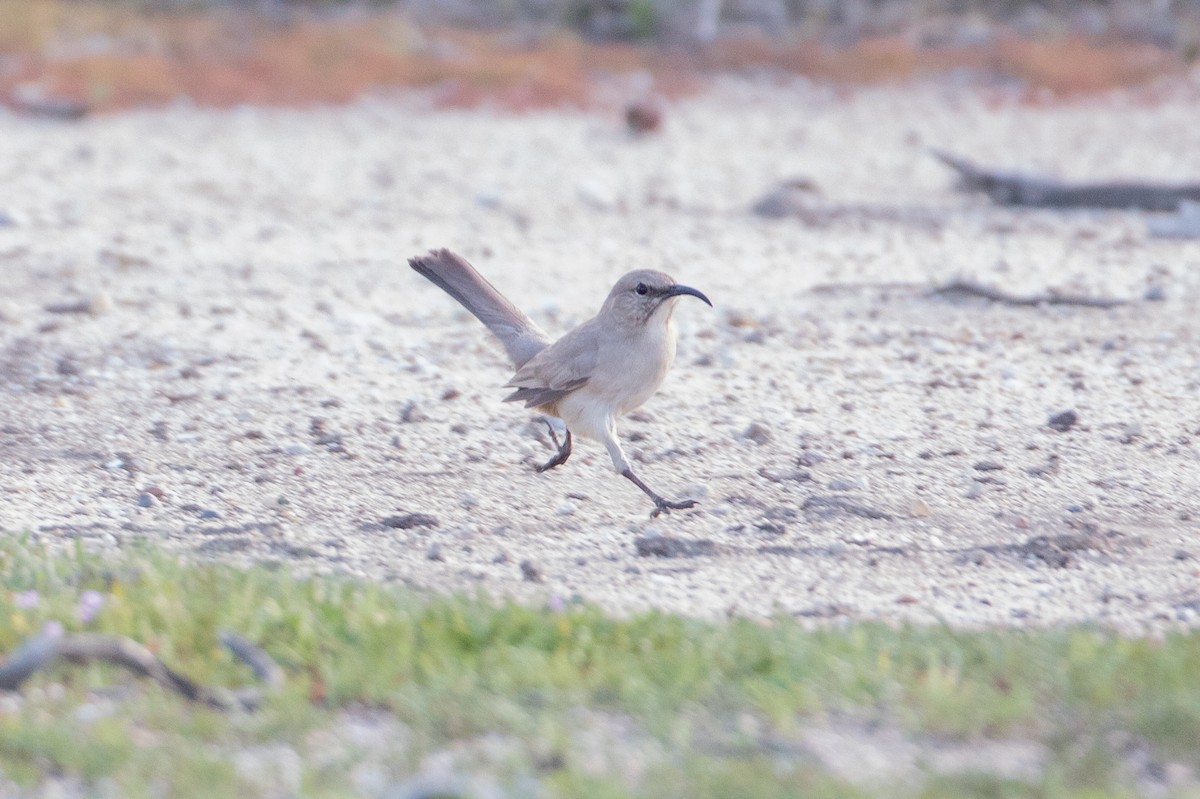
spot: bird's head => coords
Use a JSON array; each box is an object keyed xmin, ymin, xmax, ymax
[{"xmin": 603, "ymin": 269, "xmax": 712, "ymax": 327}]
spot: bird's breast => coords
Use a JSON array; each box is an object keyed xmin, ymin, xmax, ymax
[{"xmin": 604, "ymin": 318, "xmax": 677, "ymax": 416}]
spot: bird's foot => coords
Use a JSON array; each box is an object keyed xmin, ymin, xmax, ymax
[
  {"xmin": 535, "ymin": 419, "xmax": 572, "ymax": 473},
  {"xmin": 649, "ymin": 497, "xmax": 699, "ymax": 519}
]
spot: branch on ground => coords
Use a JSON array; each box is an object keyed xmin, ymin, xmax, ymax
[
  {"xmin": 0, "ymin": 627, "xmax": 282, "ymax": 711},
  {"xmin": 932, "ymin": 149, "xmax": 1200, "ymax": 211},
  {"xmin": 931, "ymin": 279, "xmax": 1128, "ymax": 308}
]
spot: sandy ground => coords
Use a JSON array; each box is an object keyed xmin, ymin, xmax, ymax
[{"xmin": 3, "ymin": 77, "xmax": 1200, "ymax": 632}]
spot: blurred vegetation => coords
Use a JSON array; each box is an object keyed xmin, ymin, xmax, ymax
[
  {"xmin": 0, "ymin": 0, "xmax": 1195, "ymax": 112},
  {"xmin": 2, "ymin": 534, "xmax": 1200, "ymax": 795},
  {"xmin": 10, "ymin": 0, "xmax": 1200, "ymax": 44}
]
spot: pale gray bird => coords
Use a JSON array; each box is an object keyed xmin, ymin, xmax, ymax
[{"xmin": 409, "ymin": 248, "xmax": 712, "ymax": 516}]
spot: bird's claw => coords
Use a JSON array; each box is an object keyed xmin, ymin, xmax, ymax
[
  {"xmin": 649, "ymin": 498, "xmax": 699, "ymax": 518},
  {"xmin": 535, "ymin": 418, "xmax": 571, "ymax": 473}
]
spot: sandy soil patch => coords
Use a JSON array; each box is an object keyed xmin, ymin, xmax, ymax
[{"xmin": 3, "ymin": 78, "xmax": 1200, "ymax": 630}]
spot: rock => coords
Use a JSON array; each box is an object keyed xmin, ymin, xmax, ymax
[
  {"xmin": 382, "ymin": 513, "xmax": 439, "ymax": 530},
  {"xmin": 757, "ymin": 466, "xmax": 812, "ymax": 483},
  {"xmin": 973, "ymin": 460, "xmax": 1005, "ymax": 471},
  {"xmin": 56, "ymin": 357, "xmax": 81, "ymax": 376},
  {"xmin": 1047, "ymin": 409, "xmax": 1079, "ymax": 432},
  {"xmin": 425, "ymin": 543, "xmax": 443, "ymax": 561},
  {"xmin": 88, "ymin": 290, "xmax": 114, "ymax": 315},
  {"xmin": 909, "ymin": 499, "xmax": 932, "ymax": 517},
  {"xmin": 634, "ymin": 536, "xmax": 716, "ymax": 558},
  {"xmin": 136, "ymin": 492, "xmax": 156, "ymax": 508},
  {"xmin": 803, "ymin": 495, "xmax": 891, "ymax": 520},
  {"xmin": 827, "ymin": 477, "xmax": 867, "ymax": 491},
  {"xmin": 796, "ymin": 452, "xmax": 825, "ymax": 467},
  {"xmin": 399, "ymin": 401, "xmax": 427, "ymax": 423},
  {"xmin": 520, "ymin": 559, "xmax": 543, "ymax": 582},
  {"xmin": 750, "ymin": 178, "xmax": 820, "ymax": 218},
  {"xmin": 740, "ymin": 422, "xmax": 772, "ymax": 445},
  {"xmin": 625, "ymin": 100, "xmax": 663, "ymax": 135},
  {"xmin": 282, "ymin": 442, "xmax": 310, "ymax": 456}
]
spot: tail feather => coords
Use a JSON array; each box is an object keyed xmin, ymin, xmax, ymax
[{"xmin": 409, "ymin": 249, "xmax": 550, "ymax": 368}]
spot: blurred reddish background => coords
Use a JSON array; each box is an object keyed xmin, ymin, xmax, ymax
[{"xmin": 1, "ymin": 0, "xmax": 1195, "ymax": 114}]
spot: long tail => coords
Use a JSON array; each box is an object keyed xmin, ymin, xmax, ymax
[{"xmin": 408, "ymin": 248, "xmax": 550, "ymax": 368}]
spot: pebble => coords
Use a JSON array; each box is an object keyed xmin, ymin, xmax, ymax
[
  {"xmin": 828, "ymin": 477, "xmax": 867, "ymax": 491},
  {"xmin": 556, "ymin": 503, "xmax": 576, "ymax": 516},
  {"xmin": 283, "ymin": 442, "xmax": 310, "ymax": 455},
  {"xmin": 425, "ymin": 543, "xmax": 443, "ymax": 561},
  {"xmin": 625, "ymin": 100, "xmax": 663, "ymax": 135},
  {"xmin": 88, "ymin": 290, "xmax": 114, "ymax": 315},
  {"xmin": 135, "ymin": 492, "xmax": 156, "ymax": 508},
  {"xmin": 909, "ymin": 499, "xmax": 932, "ymax": 517},
  {"xmin": 1047, "ymin": 409, "xmax": 1079, "ymax": 432},
  {"xmin": 382, "ymin": 513, "xmax": 439, "ymax": 530},
  {"xmin": 634, "ymin": 536, "xmax": 716, "ymax": 558},
  {"xmin": 740, "ymin": 421, "xmax": 773, "ymax": 445},
  {"xmin": 520, "ymin": 559, "xmax": 543, "ymax": 582},
  {"xmin": 198, "ymin": 509, "xmax": 220, "ymax": 520},
  {"xmin": 796, "ymin": 452, "xmax": 825, "ymax": 467}
]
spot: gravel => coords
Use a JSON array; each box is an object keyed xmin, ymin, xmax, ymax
[{"xmin": 2, "ymin": 77, "xmax": 1200, "ymax": 631}]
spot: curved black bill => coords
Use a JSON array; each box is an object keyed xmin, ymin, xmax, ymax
[{"xmin": 665, "ymin": 284, "xmax": 713, "ymax": 307}]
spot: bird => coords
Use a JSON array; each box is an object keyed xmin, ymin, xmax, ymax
[{"xmin": 409, "ymin": 248, "xmax": 712, "ymax": 516}]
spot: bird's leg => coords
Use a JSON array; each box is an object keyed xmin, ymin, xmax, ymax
[
  {"xmin": 536, "ymin": 418, "xmax": 572, "ymax": 473},
  {"xmin": 601, "ymin": 420, "xmax": 697, "ymax": 517},
  {"xmin": 620, "ymin": 468, "xmax": 698, "ymax": 518}
]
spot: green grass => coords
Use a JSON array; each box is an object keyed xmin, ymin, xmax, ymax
[{"xmin": 0, "ymin": 535, "xmax": 1198, "ymax": 797}]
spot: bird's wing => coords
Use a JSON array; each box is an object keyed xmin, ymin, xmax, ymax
[{"xmin": 501, "ymin": 320, "xmax": 598, "ymax": 408}]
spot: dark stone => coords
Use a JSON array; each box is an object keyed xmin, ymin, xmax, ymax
[
  {"xmin": 1047, "ymin": 409, "xmax": 1079, "ymax": 432},
  {"xmin": 382, "ymin": 513, "xmax": 439, "ymax": 530},
  {"xmin": 801, "ymin": 495, "xmax": 892, "ymax": 521},
  {"xmin": 634, "ymin": 536, "xmax": 716, "ymax": 558}
]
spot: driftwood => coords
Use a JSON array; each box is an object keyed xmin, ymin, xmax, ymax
[
  {"xmin": 931, "ymin": 279, "xmax": 1128, "ymax": 309},
  {"xmin": 932, "ymin": 149, "xmax": 1200, "ymax": 211},
  {"xmin": 0, "ymin": 627, "xmax": 282, "ymax": 711}
]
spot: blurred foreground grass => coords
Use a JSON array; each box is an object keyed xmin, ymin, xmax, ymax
[{"xmin": 1, "ymin": 535, "xmax": 1199, "ymax": 797}]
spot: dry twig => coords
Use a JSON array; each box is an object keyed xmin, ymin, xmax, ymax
[
  {"xmin": 0, "ymin": 627, "xmax": 281, "ymax": 711},
  {"xmin": 931, "ymin": 279, "xmax": 1128, "ymax": 309}
]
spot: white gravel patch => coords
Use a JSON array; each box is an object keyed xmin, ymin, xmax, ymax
[{"xmin": 2, "ymin": 77, "xmax": 1200, "ymax": 631}]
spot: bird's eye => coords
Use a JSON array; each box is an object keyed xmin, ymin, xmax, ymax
[{"xmin": 635, "ymin": 283, "xmax": 649, "ymax": 295}]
